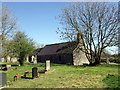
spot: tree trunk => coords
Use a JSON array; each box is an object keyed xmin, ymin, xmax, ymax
[
  {"xmin": 4, "ymin": 56, "xmax": 7, "ymax": 62},
  {"xmin": 18, "ymin": 58, "xmax": 24, "ymax": 66},
  {"xmin": 18, "ymin": 52, "xmax": 25, "ymax": 66},
  {"xmin": 89, "ymin": 62, "xmax": 94, "ymax": 66},
  {"xmin": 88, "ymin": 55, "xmax": 101, "ymax": 66},
  {"xmin": 93, "ymin": 56, "xmax": 101, "ymax": 65}
]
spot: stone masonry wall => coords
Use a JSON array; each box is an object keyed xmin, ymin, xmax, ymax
[{"xmin": 73, "ymin": 44, "xmax": 89, "ymax": 65}]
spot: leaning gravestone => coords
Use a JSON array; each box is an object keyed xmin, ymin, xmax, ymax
[
  {"xmin": 32, "ymin": 67, "xmax": 38, "ymax": 79},
  {"xmin": 45, "ymin": 60, "xmax": 50, "ymax": 71},
  {"xmin": 0, "ymin": 73, "xmax": 7, "ymax": 87}
]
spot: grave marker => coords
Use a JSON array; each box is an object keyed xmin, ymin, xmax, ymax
[
  {"xmin": 0, "ymin": 73, "xmax": 7, "ymax": 87},
  {"xmin": 32, "ymin": 67, "xmax": 38, "ymax": 79},
  {"xmin": 6, "ymin": 65, "xmax": 11, "ymax": 70},
  {"xmin": 106, "ymin": 58, "xmax": 110, "ymax": 64},
  {"xmin": 45, "ymin": 60, "xmax": 50, "ymax": 71},
  {"xmin": 31, "ymin": 56, "xmax": 34, "ymax": 62},
  {"xmin": 26, "ymin": 56, "xmax": 29, "ymax": 62},
  {"xmin": 33, "ymin": 56, "xmax": 37, "ymax": 64}
]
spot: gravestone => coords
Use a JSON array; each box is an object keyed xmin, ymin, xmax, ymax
[
  {"xmin": 0, "ymin": 73, "xmax": 7, "ymax": 87},
  {"xmin": 106, "ymin": 58, "xmax": 110, "ymax": 64},
  {"xmin": 31, "ymin": 56, "xmax": 34, "ymax": 62},
  {"xmin": 33, "ymin": 56, "xmax": 37, "ymax": 64},
  {"xmin": 26, "ymin": 56, "xmax": 29, "ymax": 62},
  {"xmin": 1, "ymin": 58, "xmax": 4, "ymax": 62},
  {"xmin": 6, "ymin": 56, "xmax": 10, "ymax": 62},
  {"xmin": 32, "ymin": 67, "xmax": 38, "ymax": 79},
  {"xmin": 45, "ymin": 60, "xmax": 50, "ymax": 71},
  {"xmin": 6, "ymin": 65, "xmax": 11, "ymax": 70}
]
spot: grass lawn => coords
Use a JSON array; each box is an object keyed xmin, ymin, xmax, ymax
[{"xmin": 1, "ymin": 62, "xmax": 120, "ymax": 88}]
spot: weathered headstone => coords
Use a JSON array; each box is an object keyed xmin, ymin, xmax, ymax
[
  {"xmin": 6, "ymin": 65, "xmax": 11, "ymax": 70},
  {"xmin": 32, "ymin": 67, "xmax": 38, "ymax": 79},
  {"xmin": 1, "ymin": 58, "xmax": 4, "ymax": 62},
  {"xmin": 45, "ymin": 60, "xmax": 50, "ymax": 71},
  {"xmin": 26, "ymin": 56, "xmax": 29, "ymax": 62},
  {"xmin": 7, "ymin": 56, "xmax": 11, "ymax": 62},
  {"xmin": 0, "ymin": 73, "xmax": 7, "ymax": 87},
  {"xmin": 31, "ymin": 56, "xmax": 34, "ymax": 62},
  {"xmin": 11, "ymin": 57, "xmax": 18, "ymax": 62},
  {"xmin": 33, "ymin": 56, "xmax": 37, "ymax": 64},
  {"xmin": 106, "ymin": 58, "xmax": 110, "ymax": 64}
]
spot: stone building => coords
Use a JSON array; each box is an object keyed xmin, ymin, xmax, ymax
[{"xmin": 30, "ymin": 41, "xmax": 89, "ymax": 65}]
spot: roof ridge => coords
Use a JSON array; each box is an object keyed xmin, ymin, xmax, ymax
[{"xmin": 46, "ymin": 41, "xmax": 76, "ymax": 46}]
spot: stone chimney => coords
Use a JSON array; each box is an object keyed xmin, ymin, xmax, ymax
[
  {"xmin": 77, "ymin": 31, "xmax": 83, "ymax": 47},
  {"xmin": 77, "ymin": 32, "xmax": 80, "ymax": 43},
  {"xmin": 77, "ymin": 31, "xmax": 83, "ymax": 43}
]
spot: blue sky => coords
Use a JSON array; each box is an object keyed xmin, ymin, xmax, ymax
[
  {"xmin": 3, "ymin": 2, "xmax": 119, "ymax": 54},
  {"xmin": 3, "ymin": 2, "xmax": 69, "ymax": 44}
]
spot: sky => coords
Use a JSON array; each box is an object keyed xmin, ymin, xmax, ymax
[
  {"xmin": 2, "ymin": 2, "xmax": 119, "ymax": 54},
  {"xmin": 3, "ymin": 2, "xmax": 68, "ymax": 45}
]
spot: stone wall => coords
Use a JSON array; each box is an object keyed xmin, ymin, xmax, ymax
[
  {"xmin": 73, "ymin": 44, "xmax": 89, "ymax": 65},
  {"xmin": 37, "ymin": 54, "xmax": 73, "ymax": 64}
]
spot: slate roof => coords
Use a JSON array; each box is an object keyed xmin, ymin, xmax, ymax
[
  {"xmin": 35, "ymin": 48, "xmax": 43, "ymax": 53},
  {"xmin": 37, "ymin": 41, "xmax": 77, "ymax": 56},
  {"xmin": 29, "ymin": 48, "xmax": 43, "ymax": 56}
]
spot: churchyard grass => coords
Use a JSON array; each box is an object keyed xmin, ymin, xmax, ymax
[{"xmin": 1, "ymin": 62, "xmax": 119, "ymax": 88}]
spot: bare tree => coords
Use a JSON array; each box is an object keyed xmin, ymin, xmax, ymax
[
  {"xmin": 0, "ymin": 5, "xmax": 17, "ymax": 60},
  {"xmin": 57, "ymin": 2, "xmax": 118, "ymax": 65},
  {"xmin": 35, "ymin": 42, "xmax": 45, "ymax": 49}
]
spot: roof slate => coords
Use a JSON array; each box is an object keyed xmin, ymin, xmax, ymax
[{"xmin": 37, "ymin": 41, "xmax": 77, "ymax": 56}]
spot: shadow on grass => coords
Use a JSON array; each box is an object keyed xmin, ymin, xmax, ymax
[
  {"xmin": 50, "ymin": 63, "xmax": 89, "ymax": 69},
  {"xmin": 100, "ymin": 63, "xmax": 120, "ymax": 68},
  {"xmin": 39, "ymin": 64, "xmax": 45, "ymax": 67},
  {"xmin": 102, "ymin": 74, "xmax": 120, "ymax": 88},
  {"xmin": 26, "ymin": 63, "xmax": 35, "ymax": 65},
  {"xmin": 21, "ymin": 76, "xmax": 33, "ymax": 79},
  {"xmin": 11, "ymin": 64, "xmax": 19, "ymax": 67},
  {"xmin": 51, "ymin": 64, "xmax": 64, "ymax": 66},
  {"xmin": 50, "ymin": 63, "xmax": 80, "ymax": 68}
]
